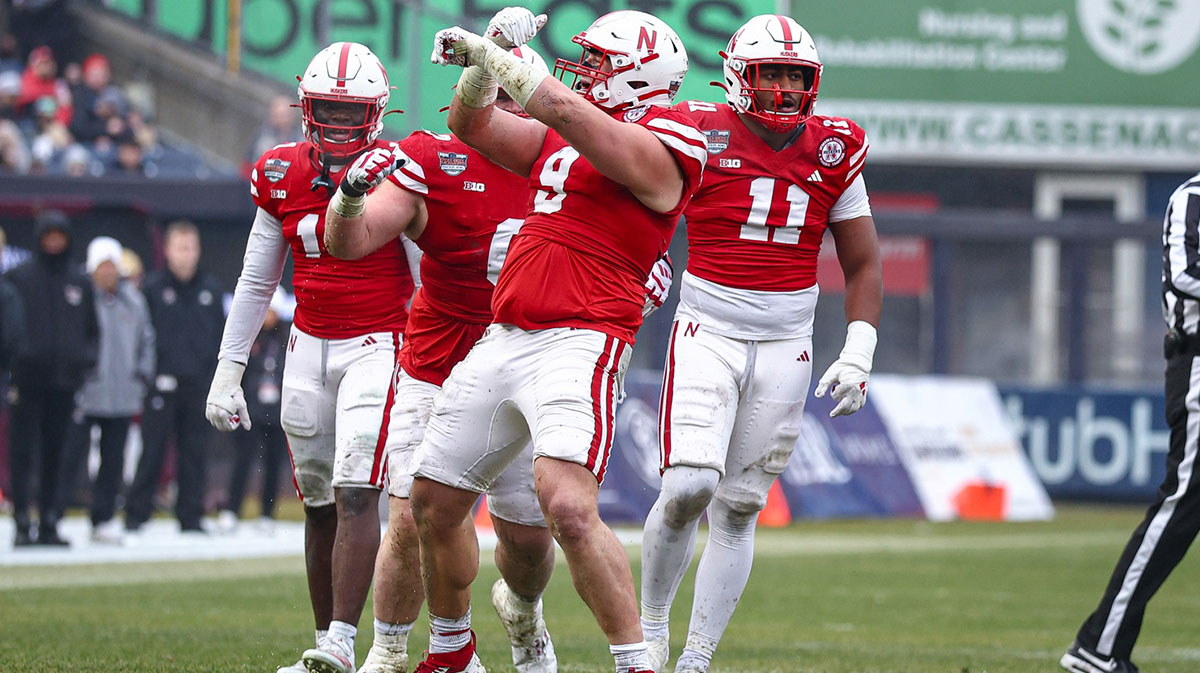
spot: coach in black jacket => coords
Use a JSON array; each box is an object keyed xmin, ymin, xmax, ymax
[
  {"xmin": 6, "ymin": 210, "xmax": 98, "ymax": 546},
  {"xmin": 125, "ymin": 221, "xmax": 225, "ymax": 533}
]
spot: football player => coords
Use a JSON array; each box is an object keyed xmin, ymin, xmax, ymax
[
  {"xmin": 637, "ymin": 15, "xmax": 882, "ymax": 673},
  {"xmin": 203, "ymin": 42, "xmax": 415, "ymax": 673},
  {"xmin": 322, "ymin": 35, "xmax": 563, "ymax": 673},
  {"xmin": 406, "ymin": 9, "xmax": 707, "ymax": 673}
]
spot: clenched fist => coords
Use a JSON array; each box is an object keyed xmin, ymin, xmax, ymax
[
  {"xmin": 342, "ymin": 146, "xmax": 406, "ymax": 197},
  {"xmin": 485, "ymin": 7, "xmax": 548, "ymax": 48}
]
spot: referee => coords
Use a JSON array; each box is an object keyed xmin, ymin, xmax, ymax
[{"xmin": 1061, "ymin": 172, "xmax": 1200, "ymax": 673}]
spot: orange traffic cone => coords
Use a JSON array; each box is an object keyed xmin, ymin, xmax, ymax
[
  {"xmin": 758, "ymin": 481, "xmax": 792, "ymax": 528},
  {"xmin": 474, "ymin": 495, "xmax": 494, "ymax": 531},
  {"xmin": 952, "ymin": 481, "xmax": 1007, "ymax": 521}
]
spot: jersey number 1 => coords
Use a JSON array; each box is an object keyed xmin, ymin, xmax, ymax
[
  {"xmin": 739, "ymin": 177, "xmax": 809, "ymax": 245},
  {"xmin": 297, "ymin": 213, "xmax": 322, "ymax": 258}
]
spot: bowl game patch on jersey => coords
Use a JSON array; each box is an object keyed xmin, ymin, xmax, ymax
[
  {"xmin": 705, "ymin": 129, "xmax": 730, "ymax": 154},
  {"xmin": 438, "ymin": 151, "xmax": 468, "ymax": 176},
  {"xmin": 264, "ymin": 158, "xmax": 291, "ymax": 182}
]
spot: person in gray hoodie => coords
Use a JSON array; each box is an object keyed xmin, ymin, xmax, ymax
[{"xmin": 62, "ymin": 236, "xmax": 155, "ymax": 544}]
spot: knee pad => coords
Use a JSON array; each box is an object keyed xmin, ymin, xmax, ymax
[
  {"xmin": 659, "ymin": 466, "xmax": 721, "ymax": 527},
  {"xmin": 288, "ymin": 434, "xmax": 335, "ymax": 508}
]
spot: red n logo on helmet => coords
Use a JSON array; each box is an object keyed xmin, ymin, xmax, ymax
[{"xmin": 637, "ymin": 27, "xmax": 657, "ymax": 51}]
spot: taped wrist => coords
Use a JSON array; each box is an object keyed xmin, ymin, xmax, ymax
[
  {"xmin": 482, "ymin": 46, "xmax": 547, "ymax": 108},
  {"xmin": 330, "ymin": 183, "xmax": 366, "ymax": 218},
  {"xmin": 839, "ymin": 320, "xmax": 878, "ymax": 373},
  {"xmin": 456, "ymin": 65, "xmax": 498, "ymax": 109}
]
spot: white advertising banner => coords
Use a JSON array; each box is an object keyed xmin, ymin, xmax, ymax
[{"xmin": 870, "ymin": 375, "xmax": 1054, "ymax": 521}]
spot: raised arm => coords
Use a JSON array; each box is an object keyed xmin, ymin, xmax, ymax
[
  {"xmin": 447, "ymin": 68, "xmax": 547, "ymax": 177},
  {"xmin": 325, "ymin": 147, "xmax": 425, "ymax": 259},
  {"xmin": 433, "ymin": 26, "xmax": 686, "ymax": 211}
]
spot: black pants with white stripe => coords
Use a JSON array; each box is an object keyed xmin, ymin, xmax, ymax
[{"xmin": 1075, "ymin": 351, "xmax": 1200, "ymax": 659}]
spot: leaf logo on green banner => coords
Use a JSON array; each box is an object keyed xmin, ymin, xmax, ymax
[{"xmin": 1078, "ymin": 0, "xmax": 1200, "ymax": 73}]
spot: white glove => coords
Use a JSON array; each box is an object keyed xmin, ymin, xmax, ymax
[
  {"xmin": 431, "ymin": 26, "xmax": 495, "ymax": 68},
  {"xmin": 642, "ymin": 254, "xmax": 673, "ymax": 317},
  {"xmin": 814, "ymin": 321, "xmax": 877, "ymax": 417},
  {"xmin": 205, "ymin": 359, "xmax": 251, "ymax": 431},
  {"xmin": 342, "ymin": 146, "xmax": 406, "ymax": 197},
  {"xmin": 485, "ymin": 7, "xmax": 548, "ymax": 48}
]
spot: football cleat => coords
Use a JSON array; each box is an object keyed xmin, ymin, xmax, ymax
[
  {"xmin": 490, "ymin": 579, "xmax": 557, "ymax": 673},
  {"xmin": 303, "ymin": 636, "xmax": 356, "ymax": 673},
  {"xmin": 411, "ymin": 632, "xmax": 486, "ymax": 673},
  {"xmin": 278, "ymin": 660, "xmax": 309, "ymax": 673},
  {"xmin": 1060, "ymin": 641, "xmax": 1139, "ymax": 673},
  {"xmin": 359, "ymin": 642, "xmax": 409, "ymax": 673}
]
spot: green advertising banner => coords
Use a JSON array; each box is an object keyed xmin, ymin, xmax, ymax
[{"xmin": 110, "ymin": 0, "xmax": 1200, "ymax": 168}]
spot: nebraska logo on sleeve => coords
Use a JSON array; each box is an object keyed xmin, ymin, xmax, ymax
[
  {"xmin": 263, "ymin": 158, "xmax": 291, "ymax": 182},
  {"xmin": 704, "ymin": 130, "xmax": 730, "ymax": 155},
  {"xmin": 818, "ymin": 137, "xmax": 846, "ymax": 168},
  {"xmin": 437, "ymin": 151, "xmax": 468, "ymax": 176}
]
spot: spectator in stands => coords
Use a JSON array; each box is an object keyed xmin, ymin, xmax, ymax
[
  {"xmin": 16, "ymin": 46, "xmax": 71, "ymax": 125},
  {"xmin": 244, "ymin": 95, "xmax": 301, "ymax": 174},
  {"xmin": 60, "ymin": 236, "xmax": 155, "ymax": 545},
  {"xmin": 109, "ymin": 131, "xmax": 149, "ymax": 176},
  {"xmin": 0, "ymin": 70, "xmax": 21, "ymax": 120},
  {"xmin": 0, "ymin": 116, "xmax": 29, "ymax": 173},
  {"xmin": 60, "ymin": 142, "xmax": 94, "ymax": 176},
  {"xmin": 5, "ymin": 210, "xmax": 98, "ymax": 547},
  {"xmin": 215, "ymin": 288, "xmax": 291, "ymax": 535},
  {"xmin": 29, "ymin": 96, "xmax": 73, "ymax": 173},
  {"xmin": 0, "ymin": 34, "xmax": 21, "ymax": 76},
  {"xmin": 70, "ymin": 54, "xmax": 126, "ymax": 144},
  {"xmin": 126, "ymin": 221, "xmax": 224, "ymax": 534}
]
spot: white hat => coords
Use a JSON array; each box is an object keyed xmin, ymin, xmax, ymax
[{"xmin": 86, "ymin": 236, "xmax": 124, "ymax": 274}]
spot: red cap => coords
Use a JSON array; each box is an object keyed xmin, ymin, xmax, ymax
[
  {"xmin": 28, "ymin": 45, "xmax": 53, "ymax": 64},
  {"xmin": 82, "ymin": 53, "xmax": 109, "ymax": 72}
]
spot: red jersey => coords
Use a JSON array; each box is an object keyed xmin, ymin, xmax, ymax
[
  {"xmin": 251, "ymin": 141, "xmax": 413, "ymax": 339},
  {"xmin": 387, "ymin": 130, "xmax": 531, "ymax": 385},
  {"xmin": 674, "ymin": 101, "xmax": 869, "ymax": 292},
  {"xmin": 491, "ymin": 106, "xmax": 707, "ymax": 344}
]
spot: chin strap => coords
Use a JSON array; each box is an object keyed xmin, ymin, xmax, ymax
[{"xmin": 310, "ymin": 152, "xmax": 336, "ymax": 196}]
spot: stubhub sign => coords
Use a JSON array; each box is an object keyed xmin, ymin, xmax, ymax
[{"xmin": 999, "ymin": 386, "xmax": 1169, "ymax": 502}]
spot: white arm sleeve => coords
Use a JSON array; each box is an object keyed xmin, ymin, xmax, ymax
[
  {"xmin": 217, "ymin": 207, "xmax": 289, "ymax": 364},
  {"xmin": 828, "ymin": 174, "xmax": 872, "ymax": 223},
  {"xmin": 401, "ymin": 235, "xmax": 423, "ymax": 290}
]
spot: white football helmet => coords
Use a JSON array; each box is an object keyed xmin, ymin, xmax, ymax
[
  {"xmin": 720, "ymin": 15, "xmax": 822, "ymax": 133},
  {"xmin": 554, "ymin": 10, "xmax": 688, "ymax": 111},
  {"xmin": 297, "ymin": 42, "xmax": 391, "ymax": 158}
]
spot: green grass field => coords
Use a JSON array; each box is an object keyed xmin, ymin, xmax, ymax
[{"xmin": 3, "ymin": 504, "xmax": 1199, "ymax": 673}]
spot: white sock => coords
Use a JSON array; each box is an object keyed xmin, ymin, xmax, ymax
[
  {"xmin": 610, "ymin": 641, "xmax": 650, "ymax": 673},
  {"xmin": 326, "ymin": 620, "xmax": 357, "ymax": 657},
  {"xmin": 316, "ymin": 629, "xmax": 329, "ymax": 647},
  {"xmin": 373, "ymin": 618, "xmax": 413, "ymax": 650},
  {"xmin": 687, "ymin": 498, "xmax": 757, "ymax": 662},
  {"xmin": 676, "ymin": 632, "xmax": 718, "ymax": 672},
  {"xmin": 640, "ymin": 467, "xmax": 717, "ymax": 643},
  {"xmin": 429, "ymin": 609, "xmax": 472, "ymax": 653}
]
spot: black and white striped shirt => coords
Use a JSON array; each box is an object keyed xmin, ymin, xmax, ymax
[{"xmin": 1162, "ymin": 171, "xmax": 1200, "ymax": 335}]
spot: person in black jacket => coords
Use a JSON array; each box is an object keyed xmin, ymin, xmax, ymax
[
  {"xmin": 0, "ymin": 237, "xmax": 25, "ymax": 372},
  {"xmin": 125, "ymin": 220, "xmax": 224, "ymax": 533},
  {"xmin": 216, "ymin": 290, "xmax": 290, "ymax": 533},
  {"xmin": 5, "ymin": 210, "xmax": 98, "ymax": 546}
]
